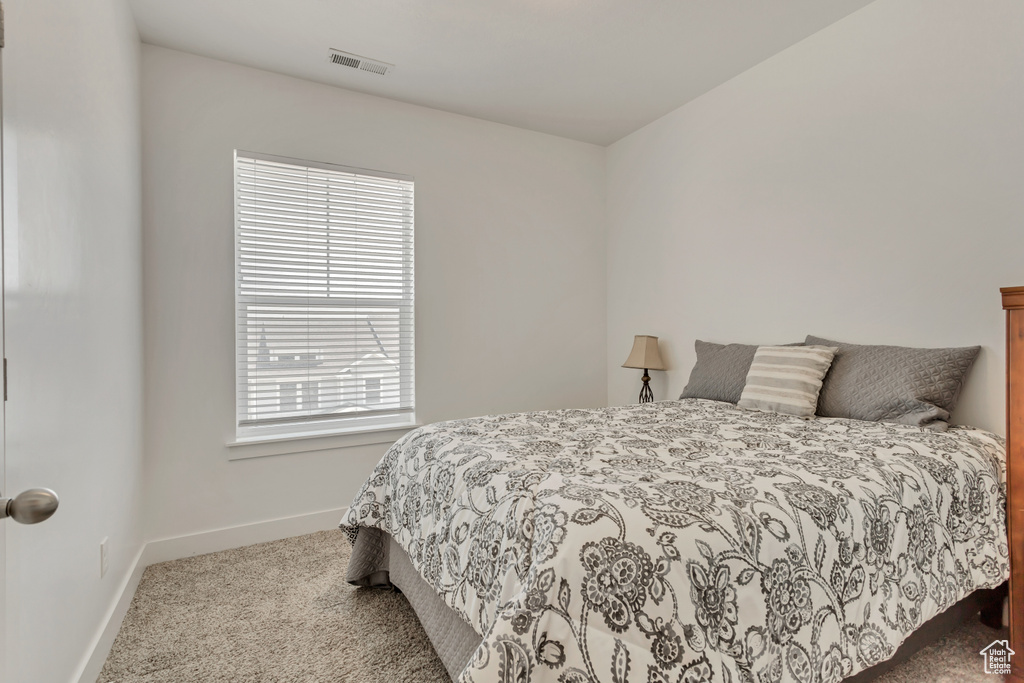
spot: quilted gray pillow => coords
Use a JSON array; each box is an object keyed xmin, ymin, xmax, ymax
[
  {"xmin": 681, "ymin": 340, "xmax": 802, "ymax": 404},
  {"xmin": 806, "ymin": 335, "xmax": 981, "ymax": 431}
]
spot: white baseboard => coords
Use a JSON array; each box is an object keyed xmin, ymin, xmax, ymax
[
  {"xmin": 74, "ymin": 545, "xmax": 147, "ymax": 683},
  {"xmin": 141, "ymin": 507, "xmax": 348, "ymax": 566},
  {"xmin": 75, "ymin": 507, "xmax": 348, "ymax": 683}
]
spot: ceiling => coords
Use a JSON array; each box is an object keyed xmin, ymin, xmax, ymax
[{"xmin": 128, "ymin": 0, "xmax": 876, "ymax": 146}]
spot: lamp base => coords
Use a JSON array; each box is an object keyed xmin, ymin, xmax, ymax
[{"xmin": 638, "ymin": 370, "xmax": 654, "ymax": 403}]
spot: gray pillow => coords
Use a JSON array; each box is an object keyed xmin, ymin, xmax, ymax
[
  {"xmin": 806, "ymin": 335, "xmax": 981, "ymax": 431},
  {"xmin": 681, "ymin": 340, "xmax": 802, "ymax": 404},
  {"xmin": 738, "ymin": 345, "xmax": 838, "ymax": 417}
]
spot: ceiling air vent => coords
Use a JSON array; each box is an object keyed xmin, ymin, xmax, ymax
[{"xmin": 328, "ymin": 49, "xmax": 393, "ymax": 76}]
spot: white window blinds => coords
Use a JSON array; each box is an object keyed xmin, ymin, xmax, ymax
[{"xmin": 235, "ymin": 151, "xmax": 414, "ymax": 434}]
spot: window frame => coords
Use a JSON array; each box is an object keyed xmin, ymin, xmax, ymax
[{"xmin": 233, "ymin": 150, "xmax": 415, "ymax": 441}]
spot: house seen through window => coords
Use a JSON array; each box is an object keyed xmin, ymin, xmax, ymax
[{"xmin": 234, "ymin": 151, "xmax": 414, "ymax": 436}]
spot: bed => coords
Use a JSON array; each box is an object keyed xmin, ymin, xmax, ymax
[
  {"xmin": 341, "ymin": 396, "xmax": 1008, "ymax": 683},
  {"xmin": 1001, "ymin": 285, "xmax": 1024, "ymax": 683}
]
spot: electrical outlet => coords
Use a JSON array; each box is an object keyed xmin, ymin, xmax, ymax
[{"xmin": 100, "ymin": 537, "xmax": 109, "ymax": 578}]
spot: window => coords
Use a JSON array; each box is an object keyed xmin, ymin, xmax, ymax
[
  {"xmin": 364, "ymin": 377, "xmax": 381, "ymax": 404},
  {"xmin": 235, "ymin": 151, "xmax": 414, "ymax": 437}
]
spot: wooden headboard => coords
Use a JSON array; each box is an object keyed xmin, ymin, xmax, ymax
[{"xmin": 1002, "ymin": 286, "xmax": 1024, "ymax": 683}]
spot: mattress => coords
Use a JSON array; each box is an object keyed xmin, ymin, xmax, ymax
[
  {"xmin": 342, "ymin": 398, "xmax": 1009, "ymax": 683},
  {"xmin": 350, "ymin": 528, "xmax": 1004, "ymax": 683}
]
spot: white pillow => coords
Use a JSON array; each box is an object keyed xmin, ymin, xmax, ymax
[{"xmin": 738, "ymin": 345, "xmax": 838, "ymax": 417}]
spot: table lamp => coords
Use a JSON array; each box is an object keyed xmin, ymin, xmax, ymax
[{"xmin": 622, "ymin": 335, "xmax": 666, "ymax": 403}]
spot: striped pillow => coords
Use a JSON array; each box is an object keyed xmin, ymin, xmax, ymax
[{"xmin": 737, "ymin": 345, "xmax": 838, "ymax": 417}]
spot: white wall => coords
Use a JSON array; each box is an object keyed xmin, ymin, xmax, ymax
[
  {"xmin": 606, "ymin": 0, "xmax": 1024, "ymax": 434},
  {"xmin": 2, "ymin": 0, "xmax": 144, "ymax": 681},
  {"xmin": 141, "ymin": 46, "xmax": 607, "ymax": 541}
]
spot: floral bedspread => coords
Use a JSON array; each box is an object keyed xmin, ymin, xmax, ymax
[{"xmin": 341, "ymin": 399, "xmax": 1008, "ymax": 683}]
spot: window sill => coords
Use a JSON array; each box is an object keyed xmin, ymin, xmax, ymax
[{"xmin": 226, "ymin": 422, "xmax": 420, "ymax": 461}]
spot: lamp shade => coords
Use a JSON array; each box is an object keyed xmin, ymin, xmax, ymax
[{"xmin": 622, "ymin": 335, "xmax": 666, "ymax": 371}]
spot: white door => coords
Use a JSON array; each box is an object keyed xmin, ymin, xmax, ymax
[
  {"xmin": 0, "ymin": 10, "xmax": 60, "ymax": 680},
  {"xmin": 0, "ymin": 17, "xmax": 9, "ymax": 681}
]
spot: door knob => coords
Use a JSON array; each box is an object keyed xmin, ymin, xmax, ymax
[{"xmin": 0, "ymin": 488, "xmax": 59, "ymax": 524}]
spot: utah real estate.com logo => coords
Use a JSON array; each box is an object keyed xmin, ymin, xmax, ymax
[{"xmin": 980, "ymin": 640, "xmax": 1014, "ymax": 675}]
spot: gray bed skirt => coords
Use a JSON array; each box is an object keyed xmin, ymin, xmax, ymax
[
  {"xmin": 347, "ymin": 527, "xmax": 482, "ymax": 680},
  {"xmin": 346, "ymin": 527, "xmax": 1005, "ymax": 683}
]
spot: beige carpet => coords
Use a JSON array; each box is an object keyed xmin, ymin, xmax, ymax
[{"xmin": 99, "ymin": 530, "xmax": 1006, "ymax": 683}]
